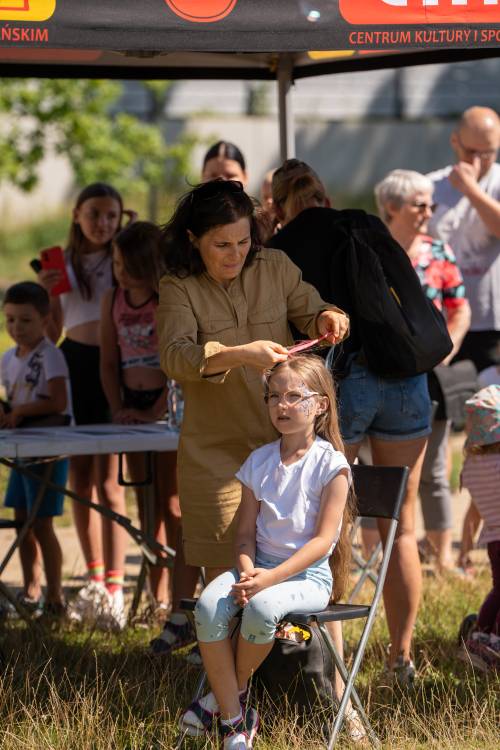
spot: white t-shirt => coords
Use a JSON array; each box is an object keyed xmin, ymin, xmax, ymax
[
  {"xmin": 236, "ymin": 435, "xmax": 350, "ymax": 559},
  {"xmin": 427, "ymin": 163, "xmax": 500, "ymax": 332},
  {"xmin": 1, "ymin": 337, "xmax": 73, "ymax": 422},
  {"xmin": 61, "ymin": 251, "xmax": 113, "ymax": 330}
]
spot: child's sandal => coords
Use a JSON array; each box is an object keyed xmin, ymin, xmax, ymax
[
  {"xmin": 219, "ymin": 708, "xmax": 259, "ymax": 749},
  {"xmin": 179, "ymin": 700, "xmax": 219, "ymax": 737}
]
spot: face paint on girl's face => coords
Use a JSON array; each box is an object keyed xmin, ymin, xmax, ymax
[{"xmin": 266, "ymin": 370, "xmax": 325, "ymax": 435}]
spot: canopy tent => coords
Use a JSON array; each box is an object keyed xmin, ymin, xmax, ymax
[{"xmin": 1, "ymin": 0, "xmax": 500, "ymax": 158}]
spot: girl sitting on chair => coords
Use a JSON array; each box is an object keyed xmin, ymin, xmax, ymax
[{"xmin": 180, "ymin": 354, "xmax": 353, "ymax": 750}]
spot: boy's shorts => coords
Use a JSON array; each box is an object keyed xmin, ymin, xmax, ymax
[{"xmin": 4, "ymin": 459, "xmax": 68, "ymax": 518}]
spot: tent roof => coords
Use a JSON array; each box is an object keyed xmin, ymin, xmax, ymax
[{"xmin": 0, "ymin": 0, "xmax": 499, "ymax": 79}]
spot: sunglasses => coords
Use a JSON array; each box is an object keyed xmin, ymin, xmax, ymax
[
  {"xmin": 456, "ymin": 133, "xmax": 498, "ymax": 162},
  {"xmin": 410, "ymin": 202, "xmax": 437, "ymax": 213}
]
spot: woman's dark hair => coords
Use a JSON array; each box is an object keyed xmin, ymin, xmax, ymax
[
  {"xmin": 3, "ymin": 281, "xmax": 50, "ymax": 317},
  {"xmin": 202, "ymin": 141, "xmax": 246, "ymax": 172},
  {"xmin": 160, "ymin": 180, "xmax": 261, "ymax": 278},
  {"xmin": 114, "ymin": 221, "xmax": 162, "ymax": 291},
  {"xmin": 67, "ymin": 183, "xmax": 123, "ymax": 300}
]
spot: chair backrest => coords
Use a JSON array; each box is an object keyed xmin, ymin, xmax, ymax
[{"xmin": 351, "ymin": 465, "xmax": 408, "ymax": 521}]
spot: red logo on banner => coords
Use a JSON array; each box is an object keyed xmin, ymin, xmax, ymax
[
  {"xmin": 164, "ymin": 0, "xmax": 238, "ymax": 23},
  {"xmin": 340, "ymin": 0, "xmax": 500, "ymax": 24}
]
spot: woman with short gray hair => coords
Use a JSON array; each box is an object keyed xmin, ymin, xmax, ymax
[{"xmin": 375, "ymin": 168, "xmax": 471, "ymax": 572}]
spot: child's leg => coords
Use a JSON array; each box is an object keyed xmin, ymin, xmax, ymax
[
  {"xmin": 69, "ymin": 454, "xmax": 104, "ymax": 577},
  {"xmin": 457, "ymin": 500, "xmax": 482, "ymax": 570},
  {"xmin": 14, "ymin": 509, "xmax": 43, "ymax": 601},
  {"xmin": 194, "ymin": 570, "xmax": 242, "ymax": 718},
  {"xmin": 33, "ymin": 517, "xmax": 63, "ymax": 604},
  {"xmin": 95, "ymin": 453, "xmax": 126, "ymax": 596},
  {"xmin": 477, "ymin": 541, "xmax": 500, "ymax": 634},
  {"xmin": 236, "ymin": 578, "xmax": 330, "ymax": 690}
]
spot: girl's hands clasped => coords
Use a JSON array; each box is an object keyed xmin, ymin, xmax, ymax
[{"xmin": 231, "ymin": 568, "xmax": 274, "ymax": 606}]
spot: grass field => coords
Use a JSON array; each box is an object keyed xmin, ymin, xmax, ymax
[{"xmin": 1, "ymin": 569, "xmax": 498, "ymax": 749}]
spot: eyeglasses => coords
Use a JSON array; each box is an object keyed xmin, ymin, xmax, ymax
[
  {"xmin": 455, "ymin": 132, "xmax": 498, "ymax": 162},
  {"xmin": 410, "ymin": 202, "xmax": 437, "ymax": 213},
  {"xmin": 265, "ymin": 390, "xmax": 319, "ymax": 407}
]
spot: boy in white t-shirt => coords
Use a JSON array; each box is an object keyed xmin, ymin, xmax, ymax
[{"xmin": 1, "ymin": 282, "xmax": 72, "ymax": 619}]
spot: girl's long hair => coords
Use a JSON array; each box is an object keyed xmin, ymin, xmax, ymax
[
  {"xmin": 265, "ymin": 354, "xmax": 355, "ymax": 602},
  {"xmin": 114, "ymin": 221, "xmax": 163, "ymax": 292},
  {"xmin": 66, "ymin": 183, "xmax": 123, "ymax": 300}
]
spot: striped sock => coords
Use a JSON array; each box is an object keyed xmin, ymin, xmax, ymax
[
  {"xmin": 105, "ymin": 570, "xmax": 124, "ymax": 594},
  {"xmin": 88, "ymin": 560, "xmax": 105, "ymax": 584}
]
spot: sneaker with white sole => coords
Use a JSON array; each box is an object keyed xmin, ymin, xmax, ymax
[
  {"xmin": 67, "ymin": 581, "xmax": 109, "ymax": 625},
  {"xmin": 219, "ymin": 708, "xmax": 259, "ymax": 750},
  {"xmin": 97, "ymin": 588, "xmax": 126, "ymax": 632}
]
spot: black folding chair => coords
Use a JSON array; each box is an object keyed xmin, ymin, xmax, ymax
[
  {"xmin": 286, "ymin": 464, "xmax": 408, "ymax": 748},
  {"xmin": 178, "ymin": 464, "xmax": 408, "ymax": 749}
]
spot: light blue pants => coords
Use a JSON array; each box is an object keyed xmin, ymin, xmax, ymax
[{"xmin": 194, "ymin": 553, "xmax": 332, "ymax": 645}]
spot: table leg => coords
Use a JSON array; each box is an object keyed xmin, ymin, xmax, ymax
[{"xmin": 129, "ymin": 453, "xmax": 156, "ymax": 620}]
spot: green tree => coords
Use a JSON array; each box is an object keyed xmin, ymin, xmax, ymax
[{"xmin": 0, "ymin": 78, "xmax": 196, "ymax": 219}]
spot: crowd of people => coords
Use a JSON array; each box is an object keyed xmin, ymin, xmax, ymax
[{"xmin": 1, "ymin": 107, "xmax": 500, "ymax": 748}]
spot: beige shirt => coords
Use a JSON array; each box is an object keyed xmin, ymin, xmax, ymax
[{"xmin": 156, "ymin": 247, "xmax": 344, "ymax": 566}]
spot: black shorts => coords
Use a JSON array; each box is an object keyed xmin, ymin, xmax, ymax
[
  {"xmin": 60, "ymin": 338, "xmax": 110, "ymax": 425},
  {"xmin": 123, "ymin": 385, "xmax": 164, "ymax": 412}
]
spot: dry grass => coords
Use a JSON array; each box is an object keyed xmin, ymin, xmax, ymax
[{"xmin": 1, "ymin": 570, "xmax": 499, "ymax": 749}]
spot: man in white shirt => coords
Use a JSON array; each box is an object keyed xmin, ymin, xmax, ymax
[{"xmin": 428, "ymin": 106, "xmax": 500, "ymax": 373}]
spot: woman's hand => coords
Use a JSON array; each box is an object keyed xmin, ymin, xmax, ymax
[
  {"xmin": 231, "ymin": 567, "xmax": 274, "ymax": 606},
  {"xmin": 238, "ymin": 340, "xmax": 289, "ymax": 370},
  {"xmin": 38, "ymin": 268, "xmax": 62, "ymax": 294},
  {"xmin": 317, "ymin": 310, "xmax": 349, "ymax": 344}
]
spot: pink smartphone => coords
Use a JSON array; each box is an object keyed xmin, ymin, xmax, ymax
[{"xmin": 40, "ymin": 246, "xmax": 71, "ymax": 296}]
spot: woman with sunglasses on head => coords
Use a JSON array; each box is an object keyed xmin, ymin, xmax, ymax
[
  {"xmin": 270, "ymin": 159, "xmax": 435, "ymax": 686},
  {"xmin": 375, "ymin": 169, "xmax": 471, "ymax": 574},
  {"xmin": 153, "ymin": 179, "xmax": 349, "ymax": 659}
]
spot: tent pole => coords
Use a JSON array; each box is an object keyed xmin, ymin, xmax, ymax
[{"xmin": 277, "ymin": 54, "xmax": 295, "ymax": 161}]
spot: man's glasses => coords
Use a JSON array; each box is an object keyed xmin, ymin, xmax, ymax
[
  {"xmin": 455, "ymin": 132, "xmax": 498, "ymax": 162},
  {"xmin": 410, "ymin": 202, "xmax": 437, "ymax": 213},
  {"xmin": 265, "ymin": 390, "xmax": 319, "ymax": 407}
]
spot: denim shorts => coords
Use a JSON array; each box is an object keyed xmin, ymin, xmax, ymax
[
  {"xmin": 338, "ymin": 362, "xmax": 432, "ymax": 444},
  {"xmin": 255, "ymin": 549, "xmax": 333, "ymax": 595},
  {"xmin": 5, "ymin": 459, "xmax": 68, "ymax": 517}
]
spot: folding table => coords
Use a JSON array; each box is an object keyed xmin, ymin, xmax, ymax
[{"xmin": 0, "ymin": 423, "xmax": 179, "ymax": 622}]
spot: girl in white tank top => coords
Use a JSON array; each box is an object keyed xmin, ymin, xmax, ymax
[{"xmin": 38, "ymin": 183, "xmax": 136, "ymax": 630}]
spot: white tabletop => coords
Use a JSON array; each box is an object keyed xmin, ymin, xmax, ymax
[{"xmin": 0, "ymin": 423, "xmax": 179, "ymax": 459}]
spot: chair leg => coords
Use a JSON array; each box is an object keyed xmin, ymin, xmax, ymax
[
  {"xmin": 348, "ymin": 543, "xmax": 381, "ymax": 604},
  {"xmin": 318, "ymin": 623, "xmax": 381, "ymax": 749}
]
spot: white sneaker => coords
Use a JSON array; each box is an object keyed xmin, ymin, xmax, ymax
[
  {"xmin": 67, "ymin": 582, "xmax": 109, "ymax": 624},
  {"xmin": 97, "ymin": 588, "xmax": 126, "ymax": 632}
]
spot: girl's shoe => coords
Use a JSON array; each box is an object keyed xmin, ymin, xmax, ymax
[
  {"xmin": 179, "ymin": 690, "xmax": 249, "ymax": 737},
  {"xmin": 220, "ymin": 709, "xmax": 259, "ymax": 750},
  {"xmin": 457, "ymin": 613, "xmax": 478, "ymax": 647},
  {"xmin": 149, "ymin": 618, "xmax": 196, "ymax": 655},
  {"xmin": 385, "ymin": 656, "xmax": 416, "ymax": 688},
  {"xmin": 345, "ymin": 708, "xmax": 368, "ymax": 744},
  {"xmin": 67, "ymin": 581, "xmax": 109, "ymax": 624},
  {"xmin": 458, "ymin": 632, "xmax": 497, "ymax": 673},
  {"xmin": 179, "ymin": 699, "xmax": 220, "ymax": 737}
]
